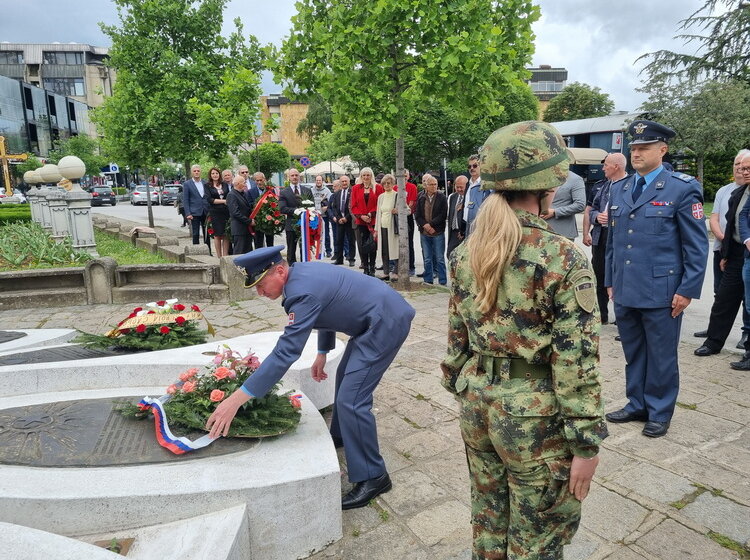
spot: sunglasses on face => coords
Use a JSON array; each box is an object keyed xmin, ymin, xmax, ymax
[{"xmin": 468, "ymin": 163, "xmax": 479, "ymax": 169}]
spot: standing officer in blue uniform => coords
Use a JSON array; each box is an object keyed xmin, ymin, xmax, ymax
[
  {"xmin": 207, "ymin": 246, "xmax": 416, "ymax": 509},
  {"xmin": 605, "ymin": 120, "xmax": 708, "ymax": 438}
]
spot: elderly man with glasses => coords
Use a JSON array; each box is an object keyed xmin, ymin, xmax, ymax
[{"xmin": 462, "ymin": 154, "xmax": 489, "ymax": 235}]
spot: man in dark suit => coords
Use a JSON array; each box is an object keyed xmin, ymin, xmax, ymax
[
  {"xmin": 279, "ymin": 168, "xmax": 313, "ymax": 264},
  {"xmin": 446, "ymin": 175, "xmax": 467, "ymax": 256},
  {"xmin": 227, "ymin": 175, "xmax": 253, "ymax": 255},
  {"xmin": 250, "ymin": 172, "xmax": 276, "ymax": 249},
  {"xmin": 183, "ymin": 164, "xmax": 210, "ymax": 245},
  {"xmin": 330, "ymin": 175, "xmax": 356, "ymax": 266},
  {"xmin": 589, "ymin": 153, "xmax": 629, "ymax": 324},
  {"xmin": 605, "ymin": 120, "xmax": 708, "ymax": 438}
]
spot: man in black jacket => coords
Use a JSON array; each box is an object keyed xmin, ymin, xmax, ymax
[
  {"xmin": 330, "ymin": 176, "xmax": 356, "ymax": 266},
  {"xmin": 279, "ymin": 168, "xmax": 313, "ymax": 264},
  {"xmin": 446, "ymin": 175, "xmax": 467, "ymax": 256},
  {"xmin": 415, "ymin": 174, "xmax": 448, "ymax": 285},
  {"xmin": 227, "ymin": 175, "xmax": 253, "ymax": 255}
]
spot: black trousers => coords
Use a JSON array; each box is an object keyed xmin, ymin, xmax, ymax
[
  {"xmin": 447, "ymin": 228, "xmax": 463, "ymax": 257},
  {"xmin": 285, "ymin": 230, "xmax": 299, "ymax": 264},
  {"xmin": 705, "ymin": 242, "xmax": 750, "ymax": 352},
  {"xmin": 233, "ymin": 234, "xmax": 253, "ymax": 256},
  {"xmin": 189, "ymin": 213, "xmax": 206, "ymax": 245},
  {"xmin": 334, "ymin": 220, "xmax": 355, "ymax": 263},
  {"xmin": 356, "ymin": 225, "xmax": 376, "ymax": 270},
  {"xmin": 254, "ymin": 231, "xmax": 275, "ymax": 250},
  {"xmin": 591, "ymin": 236, "xmax": 609, "ymax": 323},
  {"xmin": 712, "ymin": 249, "xmax": 750, "ymax": 331}
]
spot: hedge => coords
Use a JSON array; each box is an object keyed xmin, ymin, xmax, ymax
[{"xmin": 0, "ymin": 204, "xmax": 32, "ymax": 224}]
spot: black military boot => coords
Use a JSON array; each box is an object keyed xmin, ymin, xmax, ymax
[{"xmin": 730, "ymin": 352, "xmax": 750, "ymax": 370}]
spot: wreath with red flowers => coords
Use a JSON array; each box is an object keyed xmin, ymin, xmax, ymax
[
  {"xmin": 252, "ymin": 192, "xmax": 285, "ymax": 236},
  {"xmin": 74, "ymin": 299, "xmax": 214, "ymax": 351}
]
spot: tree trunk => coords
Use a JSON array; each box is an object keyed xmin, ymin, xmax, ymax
[
  {"xmin": 696, "ymin": 155, "xmax": 704, "ymax": 186},
  {"xmin": 394, "ymin": 136, "xmax": 411, "ymax": 291}
]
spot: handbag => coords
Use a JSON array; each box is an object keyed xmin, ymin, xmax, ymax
[
  {"xmin": 392, "ymin": 213, "xmax": 399, "ymax": 235},
  {"xmin": 361, "ymin": 226, "xmax": 377, "ymax": 255}
]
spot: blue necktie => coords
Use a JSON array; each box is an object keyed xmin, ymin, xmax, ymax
[{"xmin": 632, "ymin": 176, "xmax": 646, "ymax": 201}]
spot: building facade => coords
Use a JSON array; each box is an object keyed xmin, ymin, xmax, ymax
[
  {"xmin": 258, "ymin": 94, "xmax": 310, "ymax": 158},
  {"xmin": 0, "ymin": 43, "xmax": 114, "ymax": 109},
  {"xmin": 0, "ymin": 74, "xmax": 96, "ymax": 158},
  {"xmin": 527, "ymin": 65, "xmax": 568, "ymax": 116}
]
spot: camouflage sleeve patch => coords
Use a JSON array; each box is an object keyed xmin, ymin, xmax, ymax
[{"xmin": 568, "ymin": 269, "xmax": 596, "ymax": 313}]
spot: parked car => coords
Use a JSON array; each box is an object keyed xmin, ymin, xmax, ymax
[
  {"xmin": 160, "ymin": 184, "xmax": 181, "ymax": 205},
  {"xmin": 90, "ymin": 187, "xmax": 117, "ymax": 206},
  {"xmin": 130, "ymin": 185, "xmax": 158, "ymax": 206}
]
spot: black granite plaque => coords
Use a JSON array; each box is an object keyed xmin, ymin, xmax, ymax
[
  {"xmin": 0, "ymin": 345, "xmax": 133, "ymax": 366},
  {"xmin": 0, "ymin": 398, "xmax": 258, "ymax": 467},
  {"xmin": 0, "ymin": 331, "xmax": 27, "ymax": 344}
]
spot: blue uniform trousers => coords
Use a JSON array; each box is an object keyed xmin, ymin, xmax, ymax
[
  {"xmin": 329, "ymin": 314, "xmax": 410, "ymax": 482},
  {"xmin": 615, "ymin": 304, "xmax": 681, "ymax": 422}
]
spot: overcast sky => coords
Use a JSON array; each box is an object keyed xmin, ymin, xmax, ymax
[{"xmin": 3, "ymin": 0, "xmax": 706, "ymax": 112}]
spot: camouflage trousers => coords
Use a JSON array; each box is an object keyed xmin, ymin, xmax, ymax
[{"xmin": 456, "ymin": 358, "xmax": 581, "ymax": 559}]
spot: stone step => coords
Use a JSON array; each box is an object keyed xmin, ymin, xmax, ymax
[
  {"xmin": 111, "ymin": 283, "xmax": 229, "ymax": 304},
  {"xmin": 0, "ymin": 287, "xmax": 87, "ymax": 310}
]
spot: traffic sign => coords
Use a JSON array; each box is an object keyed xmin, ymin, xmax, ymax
[
  {"xmin": 300, "ymin": 156, "xmax": 311, "ymax": 168},
  {"xmin": 110, "ymin": 163, "xmax": 120, "ymax": 173}
]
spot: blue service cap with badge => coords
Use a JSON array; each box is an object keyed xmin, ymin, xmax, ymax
[
  {"xmin": 234, "ymin": 245, "xmax": 285, "ymax": 288},
  {"xmin": 628, "ymin": 119, "xmax": 676, "ymax": 145}
]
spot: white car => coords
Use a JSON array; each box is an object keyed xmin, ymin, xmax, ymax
[{"xmin": 130, "ymin": 185, "xmax": 158, "ymax": 206}]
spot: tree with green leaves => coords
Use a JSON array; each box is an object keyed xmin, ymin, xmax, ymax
[
  {"xmin": 296, "ymin": 93, "xmax": 334, "ymax": 140},
  {"xmin": 94, "ymin": 0, "xmax": 264, "ymax": 173},
  {"xmin": 273, "ymin": 0, "xmax": 538, "ymax": 288},
  {"xmin": 48, "ymin": 135, "xmax": 109, "ymax": 178},
  {"xmin": 238, "ymin": 143, "xmax": 292, "ymax": 181},
  {"xmin": 639, "ymin": 78, "xmax": 750, "ymax": 185},
  {"xmin": 639, "ymin": 1, "xmax": 750, "ymax": 84},
  {"xmin": 543, "ymin": 82, "xmax": 615, "ymax": 123}
]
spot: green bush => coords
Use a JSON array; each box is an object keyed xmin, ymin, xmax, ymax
[
  {"xmin": 113, "ymin": 187, "xmax": 127, "ymax": 195},
  {"xmin": 0, "ymin": 205, "xmax": 31, "ymax": 224}
]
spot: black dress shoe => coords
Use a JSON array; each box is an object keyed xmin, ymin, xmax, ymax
[
  {"xmin": 642, "ymin": 421, "xmax": 670, "ymax": 438},
  {"xmin": 348, "ymin": 261, "xmax": 355, "ymax": 267},
  {"xmin": 730, "ymin": 357, "xmax": 750, "ymax": 370},
  {"xmin": 693, "ymin": 329, "xmax": 708, "ymax": 338},
  {"xmin": 614, "ymin": 335, "xmax": 621, "ymax": 341},
  {"xmin": 736, "ymin": 332, "xmax": 749, "ymax": 350},
  {"xmin": 694, "ymin": 345, "xmax": 719, "ymax": 357},
  {"xmin": 341, "ymin": 473, "xmax": 392, "ymax": 510},
  {"xmin": 416, "ymin": 272, "xmax": 424, "ymax": 277},
  {"xmin": 605, "ymin": 408, "xmax": 647, "ymax": 423}
]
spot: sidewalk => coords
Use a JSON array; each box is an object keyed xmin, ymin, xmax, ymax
[{"xmin": 1, "ymin": 286, "xmax": 748, "ymax": 559}]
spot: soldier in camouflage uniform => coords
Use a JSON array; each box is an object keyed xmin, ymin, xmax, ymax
[{"xmin": 441, "ymin": 121, "xmax": 608, "ymax": 560}]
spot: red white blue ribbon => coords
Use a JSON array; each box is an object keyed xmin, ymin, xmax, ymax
[
  {"xmin": 298, "ymin": 210, "xmax": 322, "ymax": 262},
  {"xmin": 138, "ymin": 396, "xmax": 216, "ymax": 454}
]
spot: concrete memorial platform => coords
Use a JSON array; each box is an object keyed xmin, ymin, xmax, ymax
[
  {"xmin": 0, "ymin": 329, "xmax": 345, "ymax": 559},
  {"xmin": 0, "ymin": 331, "xmax": 340, "ymax": 410},
  {"xmin": 0, "ymin": 328, "xmax": 76, "ymax": 352}
]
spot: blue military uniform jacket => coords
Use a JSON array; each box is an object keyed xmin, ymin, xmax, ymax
[
  {"xmin": 242, "ymin": 262, "xmax": 416, "ymax": 398},
  {"xmin": 605, "ymin": 167, "xmax": 708, "ymax": 308}
]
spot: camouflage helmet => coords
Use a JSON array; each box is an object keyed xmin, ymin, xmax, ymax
[{"xmin": 479, "ymin": 120, "xmax": 571, "ymax": 191}]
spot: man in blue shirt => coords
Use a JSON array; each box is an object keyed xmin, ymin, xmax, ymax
[
  {"xmin": 604, "ymin": 120, "xmax": 708, "ymax": 438},
  {"xmin": 207, "ymin": 246, "xmax": 416, "ymax": 509}
]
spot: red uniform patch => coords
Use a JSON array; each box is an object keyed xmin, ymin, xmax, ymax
[
  {"xmin": 692, "ymin": 203, "xmax": 704, "ymax": 219},
  {"xmin": 288, "ymin": 312, "xmax": 295, "ymax": 325}
]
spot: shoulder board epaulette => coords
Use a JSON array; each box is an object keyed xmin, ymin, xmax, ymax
[{"xmin": 673, "ymin": 172, "xmax": 694, "ymax": 183}]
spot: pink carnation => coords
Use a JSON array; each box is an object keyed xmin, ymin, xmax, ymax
[
  {"xmin": 209, "ymin": 389, "xmax": 225, "ymax": 402},
  {"xmin": 179, "ymin": 370, "xmax": 197, "ymax": 382},
  {"xmin": 166, "ymin": 384, "xmax": 178, "ymax": 394},
  {"xmin": 182, "ymin": 381, "xmax": 196, "ymax": 393}
]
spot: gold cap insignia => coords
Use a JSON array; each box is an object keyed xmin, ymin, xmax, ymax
[{"xmin": 634, "ymin": 123, "xmax": 647, "ymax": 134}]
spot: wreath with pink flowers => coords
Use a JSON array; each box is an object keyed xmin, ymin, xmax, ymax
[{"xmin": 116, "ymin": 346, "xmax": 301, "ymax": 438}]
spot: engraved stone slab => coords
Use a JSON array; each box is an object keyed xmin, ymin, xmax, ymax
[
  {"xmin": 0, "ymin": 397, "xmax": 257, "ymax": 467},
  {"xmin": 0, "ymin": 331, "xmax": 27, "ymax": 344},
  {"xmin": 0, "ymin": 345, "xmax": 130, "ymax": 366}
]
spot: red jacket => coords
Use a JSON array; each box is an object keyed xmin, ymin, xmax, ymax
[{"xmin": 350, "ymin": 183, "xmax": 384, "ymax": 226}]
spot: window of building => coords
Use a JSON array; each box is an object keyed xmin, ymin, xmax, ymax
[
  {"xmin": 45, "ymin": 78, "xmax": 85, "ymax": 97},
  {"xmin": 530, "ymin": 81, "xmax": 565, "ymax": 93},
  {"xmin": 0, "ymin": 52, "xmax": 23, "ymax": 64},
  {"xmin": 42, "ymin": 51, "xmax": 83, "ymax": 65}
]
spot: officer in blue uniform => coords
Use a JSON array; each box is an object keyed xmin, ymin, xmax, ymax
[
  {"xmin": 206, "ymin": 246, "xmax": 416, "ymax": 509},
  {"xmin": 604, "ymin": 120, "xmax": 708, "ymax": 437}
]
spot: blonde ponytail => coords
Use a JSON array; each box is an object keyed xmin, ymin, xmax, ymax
[{"xmin": 466, "ymin": 192, "xmax": 523, "ymax": 313}]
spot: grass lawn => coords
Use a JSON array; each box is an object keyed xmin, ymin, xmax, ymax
[{"xmin": 94, "ymin": 229, "xmax": 171, "ymax": 265}]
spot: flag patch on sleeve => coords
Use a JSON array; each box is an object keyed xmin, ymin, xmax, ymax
[{"xmin": 692, "ymin": 203, "xmax": 704, "ymax": 219}]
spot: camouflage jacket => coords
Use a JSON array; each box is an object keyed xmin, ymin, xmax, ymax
[{"xmin": 441, "ymin": 209, "xmax": 607, "ymax": 456}]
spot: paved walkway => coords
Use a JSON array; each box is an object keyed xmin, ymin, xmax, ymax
[{"xmin": 2, "ymin": 285, "xmax": 748, "ymax": 559}]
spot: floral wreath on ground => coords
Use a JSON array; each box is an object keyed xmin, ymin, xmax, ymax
[
  {"xmin": 74, "ymin": 299, "xmax": 214, "ymax": 351},
  {"xmin": 116, "ymin": 345, "xmax": 301, "ymax": 438},
  {"xmin": 252, "ymin": 191, "xmax": 284, "ymax": 236}
]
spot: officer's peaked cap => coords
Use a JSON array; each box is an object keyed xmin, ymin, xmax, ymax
[
  {"xmin": 234, "ymin": 245, "xmax": 285, "ymax": 288},
  {"xmin": 628, "ymin": 120, "xmax": 676, "ymax": 145}
]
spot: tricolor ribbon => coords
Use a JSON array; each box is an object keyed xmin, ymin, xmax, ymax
[
  {"xmin": 289, "ymin": 393, "xmax": 303, "ymax": 408},
  {"xmin": 138, "ymin": 396, "xmax": 216, "ymax": 454},
  {"xmin": 250, "ymin": 190, "xmax": 275, "ymax": 220},
  {"xmin": 298, "ymin": 209, "xmax": 322, "ymax": 262}
]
